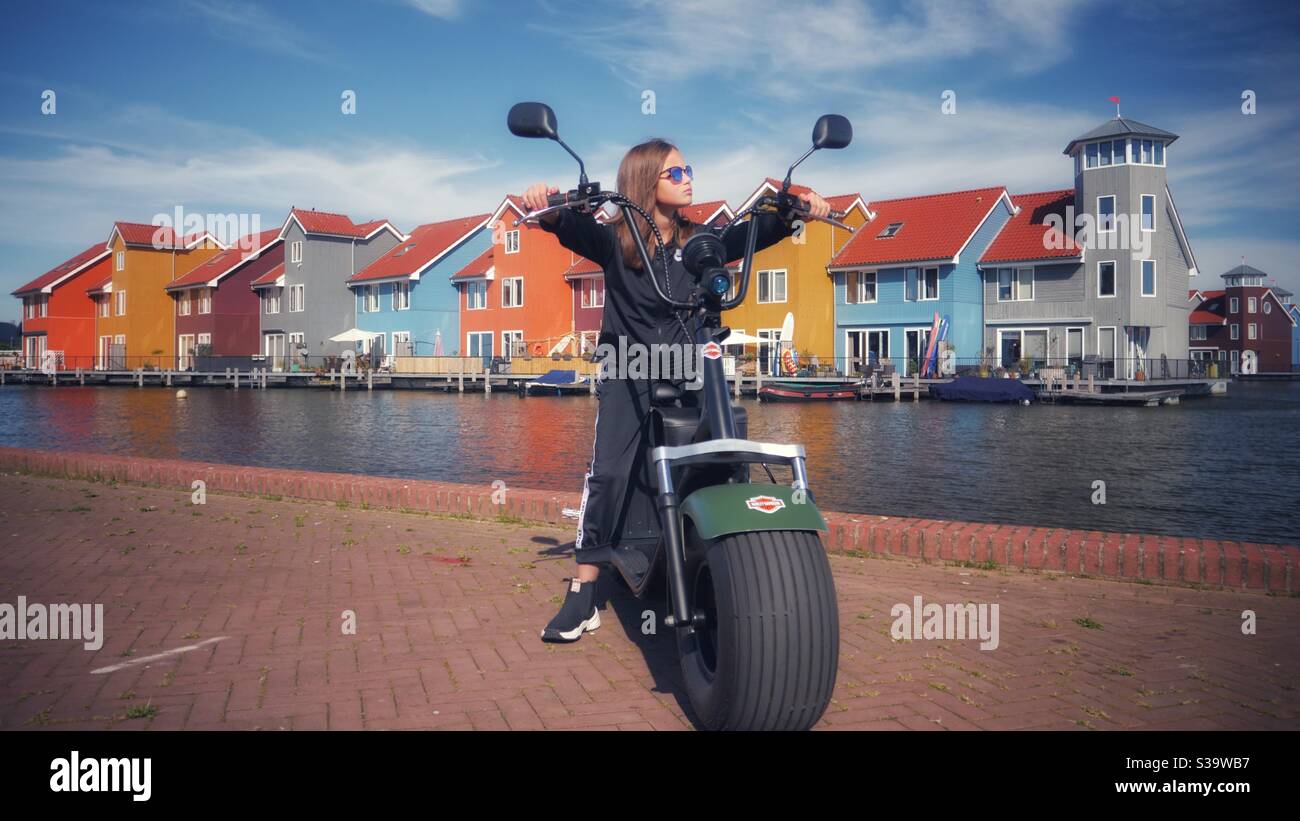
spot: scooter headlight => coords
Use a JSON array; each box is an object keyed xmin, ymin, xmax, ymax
[{"xmin": 708, "ymin": 271, "xmax": 731, "ymax": 297}]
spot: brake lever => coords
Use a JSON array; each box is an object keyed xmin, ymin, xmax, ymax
[{"xmin": 518, "ymin": 202, "xmax": 572, "ymax": 225}]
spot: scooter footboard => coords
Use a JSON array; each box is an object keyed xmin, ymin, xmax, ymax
[{"xmin": 679, "ymin": 483, "xmax": 828, "ymax": 541}]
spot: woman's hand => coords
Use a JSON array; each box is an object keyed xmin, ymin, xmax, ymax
[
  {"xmin": 522, "ymin": 182, "xmax": 558, "ymax": 213},
  {"xmin": 797, "ymin": 189, "xmax": 831, "ymax": 220}
]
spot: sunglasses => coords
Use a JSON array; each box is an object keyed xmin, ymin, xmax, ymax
[{"xmin": 658, "ymin": 165, "xmax": 694, "ymax": 184}]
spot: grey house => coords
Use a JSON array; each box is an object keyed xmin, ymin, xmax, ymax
[
  {"xmin": 978, "ymin": 116, "xmax": 1198, "ymax": 377},
  {"xmin": 253, "ymin": 208, "xmax": 403, "ymax": 367}
]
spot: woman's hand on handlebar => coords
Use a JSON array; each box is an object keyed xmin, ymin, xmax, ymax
[
  {"xmin": 522, "ymin": 183, "xmax": 561, "ymax": 223},
  {"xmin": 796, "ymin": 189, "xmax": 831, "ymax": 220}
]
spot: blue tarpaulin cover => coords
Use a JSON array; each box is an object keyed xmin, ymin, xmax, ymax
[
  {"xmin": 531, "ymin": 369, "xmax": 580, "ymax": 385},
  {"xmin": 929, "ymin": 376, "xmax": 1035, "ymax": 402}
]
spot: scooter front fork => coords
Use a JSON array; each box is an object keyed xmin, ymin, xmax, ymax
[{"xmin": 654, "ymin": 457, "xmax": 702, "ymax": 631}]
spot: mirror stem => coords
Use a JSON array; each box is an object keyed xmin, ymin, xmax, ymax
[
  {"xmin": 783, "ymin": 145, "xmax": 818, "ymax": 190},
  {"xmin": 555, "ymin": 135, "xmax": 588, "ymax": 185}
]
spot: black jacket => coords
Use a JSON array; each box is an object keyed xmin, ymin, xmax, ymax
[{"xmin": 539, "ymin": 208, "xmax": 795, "ymax": 350}]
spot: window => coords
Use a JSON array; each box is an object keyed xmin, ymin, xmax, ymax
[
  {"xmin": 1085, "ymin": 143, "xmax": 1098, "ymax": 169},
  {"xmin": 1114, "ymin": 138, "xmax": 1127, "ymax": 164},
  {"xmin": 501, "ymin": 276, "xmax": 523, "ymax": 308},
  {"xmin": 392, "ymin": 331, "xmax": 411, "ymax": 356},
  {"xmin": 288, "ymin": 283, "xmax": 305, "ymax": 312},
  {"xmin": 1141, "ymin": 260, "xmax": 1156, "ymax": 297},
  {"xmin": 198, "ymin": 287, "xmax": 212, "ymax": 314},
  {"xmin": 98, "ymin": 297, "xmax": 109, "ymax": 318},
  {"xmin": 1066, "ymin": 327, "xmax": 1084, "ymax": 367},
  {"xmin": 757, "ymin": 269, "xmax": 787, "ymax": 303},
  {"xmin": 1264, "ymin": 301, "xmax": 1272, "ymax": 315},
  {"xmin": 504, "ymin": 230, "xmax": 520, "ymax": 254},
  {"xmin": 363, "ymin": 284, "xmax": 379, "ymax": 313},
  {"xmin": 845, "ymin": 271, "xmax": 876, "ymax": 304},
  {"xmin": 1097, "ymin": 195, "xmax": 1116, "ymax": 233},
  {"xmin": 921, "ymin": 267, "xmax": 939, "ymax": 300},
  {"xmin": 502, "ymin": 330, "xmax": 524, "ymax": 358},
  {"xmin": 1248, "ymin": 297, "xmax": 1257, "ymax": 313},
  {"xmin": 466, "ymin": 281, "xmax": 486, "ymax": 310},
  {"xmin": 1231, "ymin": 323, "xmax": 1239, "ymax": 340},
  {"xmin": 580, "ymin": 278, "xmax": 604, "ymax": 308},
  {"xmin": 37, "ymin": 296, "xmax": 47, "ymax": 318},
  {"xmin": 876, "ymin": 222, "xmax": 903, "ymax": 239},
  {"xmin": 392, "ymin": 281, "xmax": 409, "ymax": 311},
  {"xmin": 1248, "ymin": 323, "xmax": 1257, "ymax": 340},
  {"xmin": 115, "ymin": 289, "xmax": 127, "ymax": 316},
  {"xmin": 1230, "ymin": 297, "xmax": 1239, "ymax": 313},
  {"xmin": 290, "ymin": 241, "xmax": 303, "ymax": 263},
  {"xmin": 1190, "ymin": 325, "xmax": 1207, "ymax": 341},
  {"xmin": 264, "ymin": 288, "xmax": 281, "ymax": 314},
  {"xmin": 1098, "ymin": 261, "xmax": 1116, "ymax": 297},
  {"xmin": 198, "ymin": 332, "xmax": 211, "ymax": 346},
  {"xmin": 467, "ymin": 331, "xmax": 492, "ymax": 360},
  {"xmin": 287, "ymin": 332, "xmax": 304, "ymax": 355},
  {"xmin": 1154, "ymin": 140, "xmax": 1164, "ymax": 165},
  {"xmin": 904, "ymin": 267, "xmax": 918, "ymax": 301},
  {"xmin": 996, "ymin": 267, "xmax": 1034, "ymax": 301},
  {"xmin": 1100, "ymin": 140, "xmax": 1112, "ymax": 166},
  {"xmin": 1141, "ymin": 195, "xmax": 1155, "ymax": 231},
  {"xmin": 115, "ymin": 251, "xmax": 124, "ymax": 271},
  {"xmin": 178, "ymin": 292, "xmax": 191, "ymax": 316}
]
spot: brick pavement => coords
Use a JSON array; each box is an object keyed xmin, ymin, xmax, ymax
[{"xmin": 1, "ymin": 471, "xmax": 1297, "ymax": 731}]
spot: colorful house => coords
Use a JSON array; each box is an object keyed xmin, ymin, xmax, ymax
[
  {"xmin": 164, "ymin": 229, "xmax": 283, "ymax": 369},
  {"xmin": 828, "ymin": 187, "xmax": 1016, "ymax": 377},
  {"xmin": 348, "ymin": 213, "xmax": 492, "ymax": 362},
  {"xmin": 12, "ymin": 243, "xmax": 111, "ymax": 369},
  {"xmin": 253, "ymin": 208, "xmax": 402, "ymax": 368},
  {"xmin": 451, "ymin": 195, "xmax": 582, "ymax": 371},
  {"xmin": 1188, "ymin": 265, "xmax": 1296, "ymax": 373},
  {"xmin": 727, "ymin": 180, "xmax": 868, "ymax": 371},
  {"xmin": 977, "ymin": 189, "xmax": 1088, "ymax": 370},
  {"xmin": 94, "ymin": 222, "xmax": 225, "ymax": 369}
]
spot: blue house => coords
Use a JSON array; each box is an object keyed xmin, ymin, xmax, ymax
[
  {"xmin": 347, "ymin": 213, "xmax": 492, "ymax": 359},
  {"xmin": 826, "ymin": 187, "xmax": 1016, "ymax": 376}
]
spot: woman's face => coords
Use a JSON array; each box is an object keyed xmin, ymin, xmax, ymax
[{"xmin": 656, "ymin": 147, "xmax": 693, "ymax": 209}]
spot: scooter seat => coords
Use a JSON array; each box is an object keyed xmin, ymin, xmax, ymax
[{"xmin": 651, "ymin": 381, "xmax": 682, "ymax": 405}]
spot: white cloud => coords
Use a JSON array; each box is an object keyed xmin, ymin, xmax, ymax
[
  {"xmin": 531, "ymin": 0, "xmax": 1086, "ymax": 96},
  {"xmin": 403, "ymin": 0, "xmax": 464, "ymax": 19},
  {"xmin": 183, "ymin": 0, "xmax": 329, "ymax": 62}
]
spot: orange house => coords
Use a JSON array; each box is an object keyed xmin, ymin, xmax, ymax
[
  {"xmin": 452, "ymin": 195, "xmax": 585, "ymax": 370},
  {"xmin": 93, "ymin": 222, "xmax": 224, "ymax": 369},
  {"xmin": 724, "ymin": 178, "xmax": 870, "ymax": 369},
  {"xmin": 12, "ymin": 243, "xmax": 112, "ymax": 369}
]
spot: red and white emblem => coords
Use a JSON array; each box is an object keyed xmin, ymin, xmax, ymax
[
  {"xmin": 745, "ymin": 495, "xmax": 785, "ymax": 514},
  {"xmin": 701, "ymin": 341, "xmax": 722, "ymax": 360}
]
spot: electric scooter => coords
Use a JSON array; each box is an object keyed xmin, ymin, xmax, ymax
[{"xmin": 509, "ymin": 102, "xmax": 854, "ymax": 730}]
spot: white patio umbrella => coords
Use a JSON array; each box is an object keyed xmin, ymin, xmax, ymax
[
  {"xmin": 329, "ymin": 328, "xmax": 372, "ymax": 343},
  {"xmin": 721, "ymin": 330, "xmax": 765, "ymax": 346}
]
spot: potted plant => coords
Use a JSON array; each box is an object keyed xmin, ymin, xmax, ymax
[{"xmin": 1017, "ymin": 357, "xmax": 1032, "ymax": 378}]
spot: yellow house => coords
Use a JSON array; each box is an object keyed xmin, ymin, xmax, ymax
[
  {"xmin": 93, "ymin": 222, "xmax": 224, "ymax": 368},
  {"xmin": 724, "ymin": 178, "xmax": 870, "ymax": 371}
]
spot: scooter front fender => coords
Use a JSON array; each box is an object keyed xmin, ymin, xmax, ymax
[{"xmin": 679, "ymin": 483, "xmax": 827, "ymax": 541}]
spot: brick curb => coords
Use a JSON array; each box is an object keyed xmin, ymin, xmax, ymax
[{"xmin": 1, "ymin": 445, "xmax": 1294, "ymax": 594}]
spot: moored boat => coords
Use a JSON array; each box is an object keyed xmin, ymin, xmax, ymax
[{"xmin": 759, "ymin": 380, "xmax": 860, "ymax": 401}]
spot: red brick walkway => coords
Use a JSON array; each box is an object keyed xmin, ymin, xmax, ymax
[{"xmin": 1, "ymin": 472, "xmax": 1297, "ymax": 730}]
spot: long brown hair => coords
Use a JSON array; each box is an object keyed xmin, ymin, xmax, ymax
[{"xmin": 614, "ymin": 138, "xmax": 695, "ymax": 270}]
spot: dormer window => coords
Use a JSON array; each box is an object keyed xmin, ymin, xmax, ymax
[
  {"xmin": 876, "ymin": 222, "xmax": 903, "ymax": 239},
  {"xmin": 504, "ymin": 230, "xmax": 520, "ymax": 254}
]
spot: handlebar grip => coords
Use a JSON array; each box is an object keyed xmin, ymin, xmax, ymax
[{"xmin": 546, "ymin": 191, "xmax": 568, "ymax": 207}]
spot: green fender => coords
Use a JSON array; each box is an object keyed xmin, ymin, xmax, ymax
[{"xmin": 679, "ymin": 483, "xmax": 827, "ymax": 541}]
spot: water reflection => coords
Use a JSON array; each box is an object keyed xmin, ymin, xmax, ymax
[{"xmin": 2, "ymin": 383, "xmax": 1296, "ymax": 544}]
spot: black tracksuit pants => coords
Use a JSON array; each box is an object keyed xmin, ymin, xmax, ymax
[{"xmin": 572, "ymin": 375, "xmax": 698, "ymax": 566}]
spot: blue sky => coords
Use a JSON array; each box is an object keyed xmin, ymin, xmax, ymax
[{"xmin": 2, "ymin": 0, "xmax": 1298, "ymax": 319}]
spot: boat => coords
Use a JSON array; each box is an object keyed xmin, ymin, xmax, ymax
[
  {"xmin": 759, "ymin": 380, "xmax": 860, "ymax": 401},
  {"xmin": 928, "ymin": 375, "xmax": 1034, "ymax": 403},
  {"xmin": 524, "ymin": 368, "xmax": 590, "ymax": 396}
]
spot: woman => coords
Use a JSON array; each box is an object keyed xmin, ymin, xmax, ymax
[{"xmin": 523, "ymin": 138, "xmax": 830, "ymax": 642}]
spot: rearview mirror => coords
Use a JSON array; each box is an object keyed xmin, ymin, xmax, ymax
[
  {"xmin": 508, "ymin": 102, "xmax": 559, "ymax": 140},
  {"xmin": 812, "ymin": 114, "xmax": 852, "ymax": 150}
]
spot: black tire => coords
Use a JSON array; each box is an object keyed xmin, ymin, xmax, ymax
[{"xmin": 676, "ymin": 527, "xmax": 839, "ymax": 730}]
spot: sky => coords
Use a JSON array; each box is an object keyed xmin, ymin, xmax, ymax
[{"xmin": 2, "ymin": 0, "xmax": 1299, "ymax": 320}]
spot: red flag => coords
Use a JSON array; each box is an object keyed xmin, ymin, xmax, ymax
[{"xmin": 1109, "ymin": 96, "xmax": 1121, "ymax": 103}]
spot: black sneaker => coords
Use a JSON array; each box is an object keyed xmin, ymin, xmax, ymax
[{"xmin": 540, "ymin": 577, "xmax": 601, "ymax": 643}]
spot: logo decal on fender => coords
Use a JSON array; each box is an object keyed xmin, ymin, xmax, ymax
[
  {"xmin": 746, "ymin": 495, "xmax": 785, "ymax": 514},
  {"xmin": 701, "ymin": 341, "xmax": 722, "ymax": 360}
]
